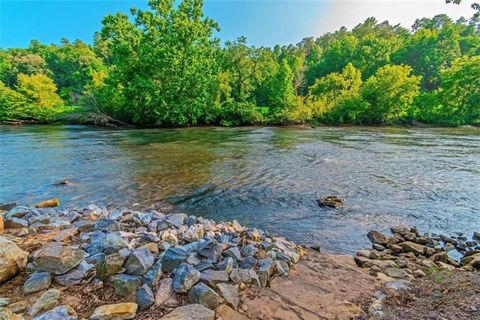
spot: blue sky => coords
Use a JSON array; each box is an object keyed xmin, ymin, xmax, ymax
[{"xmin": 0, "ymin": 0, "xmax": 477, "ymax": 48}]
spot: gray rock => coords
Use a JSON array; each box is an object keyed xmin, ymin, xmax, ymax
[
  {"xmin": 194, "ymin": 261, "xmax": 213, "ymax": 272},
  {"xmin": 161, "ymin": 304, "xmax": 214, "ymax": 320},
  {"xmin": 23, "ymin": 272, "xmax": 53, "ymax": 294},
  {"xmin": 109, "ymin": 274, "xmax": 142, "ymax": 297},
  {"xmin": 33, "ymin": 305, "xmax": 77, "ymax": 320},
  {"xmin": 96, "ymin": 250, "xmax": 129, "ymax": 280},
  {"xmin": 223, "ymin": 247, "xmax": 242, "ymax": 261},
  {"xmin": 216, "ymin": 283, "xmax": 239, "ymax": 308},
  {"xmin": 172, "ymin": 263, "xmax": 201, "ymax": 293},
  {"xmin": 143, "ymin": 258, "xmax": 162, "ymax": 288},
  {"xmin": 239, "ymin": 256, "xmax": 257, "ymax": 269},
  {"xmin": 94, "ymin": 219, "xmax": 122, "ymax": 232},
  {"xmin": 240, "ymin": 244, "xmax": 258, "ymax": 257},
  {"xmin": 136, "ymin": 284, "xmax": 155, "ymax": 310},
  {"xmin": 161, "ymin": 247, "xmax": 188, "ymax": 273},
  {"xmin": 275, "ymin": 260, "xmax": 289, "ymax": 276},
  {"xmin": 384, "ymin": 267, "xmax": 408, "ymax": 279},
  {"xmin": 53, "ymin": 260, "xmax": 93, "ymax": 286},
  {"xmin": 166, "ymin": 213, "xmax": 188, "ymax": 229},
  {"xmin": 367, "ymin": 230, "xmax": 388, "ymax": 245},
  {"xmin": 258, "ymin": 258, "xmax": 274, "ymax": 287},
  {"xmin": 199, "ymin": 269, "xmax": 229, "ymax": 287},
  {"xmin": 230, "ymin": 268, "xmax": 260, "ymax": 286},
  {"xmin": 28, "ymin": 289, "xmax": 60, "ymax": 316},
  {"xmin": 187, "ymin": 283, "xmax": 220, "ymax": 310},
  {"xmin": 32, "ymin": 243, "xmax": 85, "ymax": 275},
  {"xmin": 216, "ymin": 257, "xmax": 234, "ymax": 274},
  {"xmin": 124, "ymin": 248, "xmax": 154, "ymax": 276},
  {"xmin": 155, "ymin": 278, "xmax": 174, "ymax": 306},
  {"xmin": 197, "ymin": 240, "xmax": 222, "ymax": 263}
]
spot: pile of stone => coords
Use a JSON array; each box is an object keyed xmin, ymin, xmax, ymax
[
  {"xmin": 355, "ymin": 226, "xmax": 480, "ymax": 281},
  {"xmin": 0, "ymin": 204, "xmax": 305, "ymax": 320}
]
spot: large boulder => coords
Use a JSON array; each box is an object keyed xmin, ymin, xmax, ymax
[
  {"xmin": 0, "ymin": 236, "xmax": 28, "ymax": 283},
  {"xmin": 32, "ymin": 243, "xmax": 85, "ymax": 275},
  {"xmin": 161, "ymin": 304, "xmax": 214, "ymax": 320},
  {"xmin": 367, "ymin": 230, "xmax": 388, "ymax": 246},
  {"xmin": 90, "ymin": 303, "xmax": 137, "ymax": 320}
]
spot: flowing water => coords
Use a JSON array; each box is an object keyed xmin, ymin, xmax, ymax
[{"xmin": 1, "ymin": 125, "xmax": 479, "ymax": 252}]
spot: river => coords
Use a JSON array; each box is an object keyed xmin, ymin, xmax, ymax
[{"xmin": 1, "ymin": 125, "xmax": 479, "ymax": 252}]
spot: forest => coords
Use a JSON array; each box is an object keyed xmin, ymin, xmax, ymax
[{"xmin": 0, "ymin": 0, "xmax": 479, "ymax": 126}]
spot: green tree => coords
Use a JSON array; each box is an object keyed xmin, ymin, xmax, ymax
[
  {"xmin": 97, "ymin": 0, "xmax": 220, "ymax": 125},
  {"xmin": 361, "ymin": 64, "xmax": 421, "ymax": 124},
  {"xmin": 16, "ymin": 73, "xmax": 64, "ymax": 109}
]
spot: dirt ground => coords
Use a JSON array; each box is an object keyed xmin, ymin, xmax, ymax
[{"xmin": 378, "ymin": 270, "xmax": 480, "ymax": 320}]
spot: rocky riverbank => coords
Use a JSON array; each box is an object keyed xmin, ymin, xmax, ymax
[
  {"xmin": 0, "ymin": 203, "xmax": 305, "ymax": 320},
  {"xmin": 0, "ymin": 202, "xmax": 479, "ymax": 320}
]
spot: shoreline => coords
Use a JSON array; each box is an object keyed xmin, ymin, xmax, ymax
[{"xmin": 0, "ymin": 202, "xmax": 479, "ymax": 319}]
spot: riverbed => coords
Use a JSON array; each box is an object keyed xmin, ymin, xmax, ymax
[{"xmin": 1, "ymin": 125, "xmax": 479, "ymax": 252}]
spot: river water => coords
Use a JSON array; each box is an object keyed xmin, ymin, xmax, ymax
[{"xmin": 1, "ymin": 125, "xmax": 479, "ymax": 252}]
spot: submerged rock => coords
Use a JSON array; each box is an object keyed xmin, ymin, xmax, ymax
[{"xmin": 317, "ymin": 196, "xmax": 343, "ymax": 208}]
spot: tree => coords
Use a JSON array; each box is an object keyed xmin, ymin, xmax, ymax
[
  {"xmin": 361, "ymin": 64, "xmax": 421, "ymax": 124},
  {"xmin": 97, "ymin": 0, "xmax": 220, "ymax": 125},
  {"xmin": 16, "ymin": 73, "xmax": 64, "ymax": 109}
]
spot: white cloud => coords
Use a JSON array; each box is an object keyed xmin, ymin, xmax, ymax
[{"xmin": 315, "ymin": 0, "xmax": 477, "ymax": 34}]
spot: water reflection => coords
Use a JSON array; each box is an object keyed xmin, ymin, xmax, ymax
[{"xmin": 1, "ymin": 125, "xmax": 479, "ymax": 252}]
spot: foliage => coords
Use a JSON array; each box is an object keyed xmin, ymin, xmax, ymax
[{"xmin": 0, "ymin": 2, "xmax": 479, "ymax": 126}]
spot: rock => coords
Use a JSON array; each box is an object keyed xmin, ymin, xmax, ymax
[
  {"xmin": 4, "ymin": 217, "xmax": 28, "ymax": 229},
  {"xmin": 124, "ymin": 248, "xmax": 154, "ymax": 276},
  {"xmin": 197, "ymin": 240, "xmax": 222, "ymax": 263},
  {"xmin": 94, "ymin": 219, "xmax": 122, "ymax": 232},
  {"xmin": 143, "ymin": 258, "xmax": 162, "ymax": 288},
  {"xmin": 90, "ymin": 303, "xmax": 138, "ymax": 320},
  {"xmin": 96, "ymin": 251, "xmax": 128, "ymax": 280},
  {"xmin": 473, "ymin": 231, "xmax": 480, "ymax": 240},
  {"xmin": 28, "ymin": 289, "xmax": 61, "ymax": 316},
  {"xmin": 7, "ymin": 301, "xmax": 26, "ymax": 313},
  {"xmin": 34, "ymin": 198, "xmax": 60, "ymax": 208},
  {"xmin": 0, "ymin": 215, "xmax": 3, "ymax": 234},
  {"xmin": 136, "ymin": 284, "xmax": 154, "ymax": 311},
  {"xmin": 23, "ymin": 272, "xmax": 53, "ymax": 294},
  {"xmin": 367, "ymin": 230, "xmax": 388, "ymax": 245},
  {"xmin": 217, "ymin": 257, "xmax": 234, "ymax": 274},
  {"xmin": 161, "ymin": 304, "xmax": 214, "ymax": 320},
  {"xmin": 240, "ymin": 245, "xmax": 258, "ymax": 257},
  {"xmin": 384, "ymin": 268, "xmax": 408, "ymax": 279},
  {"xmin": 216, "ymin": 304, "xmax": 249, "ymax": 320},
  {"xmin": 317, "ymin": 195, "xmax": 343, "ymax": 208},
  {"xmin": 194, "ymin": 261, "xmax": 213, "ymax": 272},
  {"xmin": 54, "ymin": 260, "xmax": 93, "ymax": 286},
  {"xmin": 188, "ymin": 283, "xmax": 220, "ymax": 310},
  {"xmin": 199, "ymin": 269, "xmax": 229, "ymax": 287},
  {"xmin": 216, "ymin": 283, "xmax": 239, "ymax": 308},
  {"xmin": 230, "ymin": 268, "xmax": 260, "ymax": 286},
  {"xmin": 223, "ymin": 247, "xmax": 242, "ymax": 261},
  {"xmin": 109, "ymin": 274, "xmax": 142, "ymax": 297},
  {"xmin": 32, "ymin": 243, "xmax": 85, "ymax": 275},
  {"xmin": 239, "ymin": 256, "xmax": 257, "ymax": 269},
  {"xmin": 0, "ymin": 298, "xmax": 9, "ymax": 307},
  {"xmin": 258, "ymin": 258, "xmax": 274, "ymax": 287},
  {"xmin": 155, "ymin": 278, "xmax": 174, "ymax": 306},
  {"xmin": 275, "ymin": 260, "xmax": 290, "ymax": 276},
  {"xmin": 400, "ymin": 241, "xmax": 425, "ymax": 255},
  {"xmin": 413, "ymin": 269, "xmax": 426, "ymax": 277},
  {"xmin": 161, "ymin": 247, "xmax": 188, "ymax": 273},
  {"xmin": 166, "ymin": 213, "xmax": 188, "ymax": 229},
  {"xmin": 172, "ymin": 263, "xmax": 201, "ymax": 293},
  {"xmin": 0, "ymin": 236, "xmax": 28, "ymax": 283},
  {"xmin": 33, "ymin": 305, "xmax": 77, "ymax": 320}
]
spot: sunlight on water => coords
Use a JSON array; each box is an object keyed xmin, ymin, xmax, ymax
[{"xmin": 1, "ymin": 125, "xmax": 479, "ymax": 252}]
